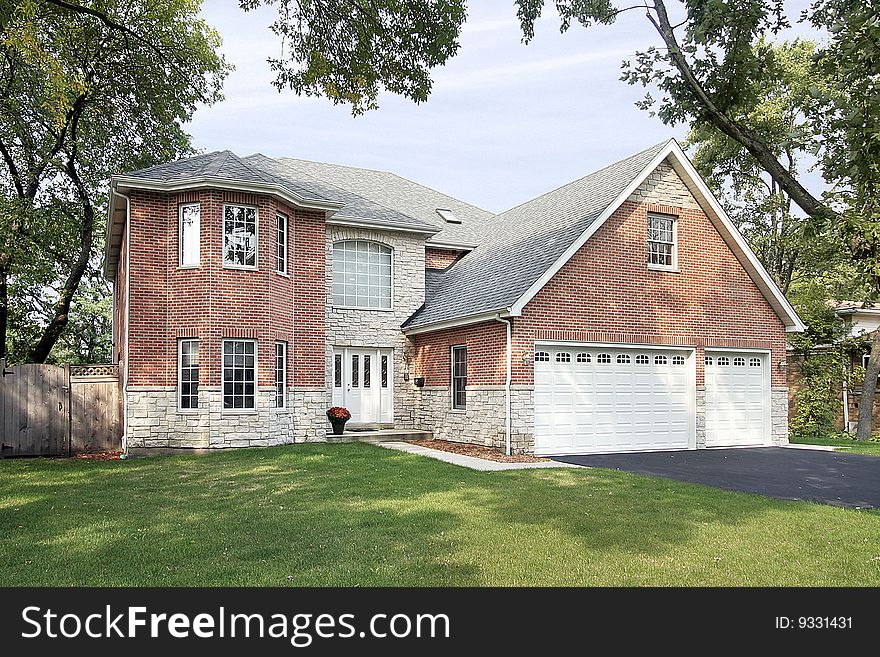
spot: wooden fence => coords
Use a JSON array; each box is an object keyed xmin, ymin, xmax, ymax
[{"xmin": 0, "ymin": 361, "xmax": 122, "ymax": 457}]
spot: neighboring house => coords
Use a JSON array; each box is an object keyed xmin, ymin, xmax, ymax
[
  {"xmin": 105, "ymin": 139, "xmax": 804, "ymax": 455},
  {"xmin": 787, "ymin": 302, "xmax": 880, "ymax": 432}
]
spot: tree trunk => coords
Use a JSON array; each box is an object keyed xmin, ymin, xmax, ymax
[{"xmin": 856, "ymin": 329, "xmax": 880, "ymax": 441}]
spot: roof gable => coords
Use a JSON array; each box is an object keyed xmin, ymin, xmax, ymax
[{"xmin": 404, "ymin": 139, "xmax": 805, "ymax": 333}]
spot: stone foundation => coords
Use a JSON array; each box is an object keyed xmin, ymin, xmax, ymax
[
  {"xmin": 416, "ymin": 385, "xmax": 534, "ymax": 453},
  {"xmin": 124, "ymin": 386, "xmax": 330, "ymax": 449}
]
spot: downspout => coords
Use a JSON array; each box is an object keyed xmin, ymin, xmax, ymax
[
  {"xmin": 494, "ymin": 314, "xmax": 512, "ymax": 456},
  {"xmin": 116, "ymin": 191, "xmax": 132, "ymax": 455}
]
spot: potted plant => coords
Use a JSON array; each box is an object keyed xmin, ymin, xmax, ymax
[{"xmin": 327, "ymin": 407, "xmax": 351, "ymax": 435}]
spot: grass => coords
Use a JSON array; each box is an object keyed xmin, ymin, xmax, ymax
[
  {"xmin": 1, "ymin": 443, "xmax": 879, "ymax": 586},
  {"xmin": 788, "ymin": 435, "xmax": 880, "ymax": 456}
]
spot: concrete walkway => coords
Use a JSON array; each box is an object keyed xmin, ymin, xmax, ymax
[{"xmin": 378, "ymin": 441, "xmax": 579, "ymax": 472}]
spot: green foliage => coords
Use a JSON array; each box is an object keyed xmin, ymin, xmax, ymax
[
  {"xmin": 240, "ymin": 0, "xmax": 466, "ymax": 114},
  {"xmin": 686, "ymin": 39, "xmax": 831, "ymax": 293},
  {"xmin": 789, "ymin": 352, "xmax": 844, "ymax": 440},
  {"xmin": 0, "ymin": 0, "xmax": 230, "ymax": 362}
]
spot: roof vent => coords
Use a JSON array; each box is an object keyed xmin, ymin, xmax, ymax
[{"xmin": 436, "ymin": 208, "xmax": 461, "ymax": 224}]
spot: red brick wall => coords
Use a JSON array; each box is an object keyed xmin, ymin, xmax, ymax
[
  {"xmin": 413, "ymin": 199, "xmax": 787, "ymax": 387},
  {"xmin": 425, "ymin": 247, "xmax": 464, "ymax": 269},
  {"xmin": 125, "ymin": 189, "xmax": 326, "ymax": 388},
  {"xmin": 412, "ymin": 321, "xmax": 507, "ymax": 386},
  {"xmin": 512, "ymin": 199, "xmax": 787, "ymax": 386}
]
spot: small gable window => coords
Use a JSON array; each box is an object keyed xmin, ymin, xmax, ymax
[{"xmin": 648, "ymin": 213, "xmax": 677, "ymax": 270}]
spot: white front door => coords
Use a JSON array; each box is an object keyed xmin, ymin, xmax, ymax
[
  {"xmin": 533, "ymin": 344, "xmax": 695, "ymax": 455},
  {"xmin": 332, "ymin": 347, "xmax": 393, "ymax": 424},
  {"xmin": 704, "ymin": 350, "xmax": 770, "ymax": 447}
]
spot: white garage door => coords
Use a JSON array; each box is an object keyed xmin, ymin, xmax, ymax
[
  {"xmin": 705, "ymin": 351, "xmax": 769, "ymax": 447},
  {"xmin": 534, "ymin": 345, "xmax": 694, "ymax": 455}
]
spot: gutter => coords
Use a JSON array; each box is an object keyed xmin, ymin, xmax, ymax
[
  {"xmin": 494, "ymin": 314, "xmax": 513, "ymax": 456},
  {"xmin": 116, "ymin": 190, "xmax": 132, "ymax": 455}
]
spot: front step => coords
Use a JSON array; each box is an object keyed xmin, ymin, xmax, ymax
[{"xmin": 325, "ymin": 428, "xmax": 432, "ymax": 443}]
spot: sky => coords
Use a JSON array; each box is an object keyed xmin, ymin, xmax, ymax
[{"xmin": 190, "ymin": 0, "xmax": 822, "ymax": 214}]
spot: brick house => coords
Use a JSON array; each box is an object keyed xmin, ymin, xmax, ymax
[{"xmin": 105, "ymin": 139, "xmax": 804, "ymax": 455}]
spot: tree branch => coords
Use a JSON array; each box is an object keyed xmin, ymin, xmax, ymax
[
  {"xmin": 0, "ymin": 137, "xmax": 24, "ymax": 197},
  {"xmin": 648, "ymin": 0, "xmax": 834, "ymax": 223}
]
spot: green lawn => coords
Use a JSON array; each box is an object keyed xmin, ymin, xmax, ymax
[
  {"xmin": 788, "ymin": 435, "xmax": 880, "ymax": 456},
  {"xmin": 1, "ymin": 443, "xmax": 879, "ymax": 586}
]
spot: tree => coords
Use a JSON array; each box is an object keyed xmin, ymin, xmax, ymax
[
  {"xmin": 0, "ymin": 0, "xmax": 229, "ymax": 363},
  {"xmin": 245, "ymin": 0, "xmax": 880, "ymax": 438},
  {"xmin": 685, "ymin": 39, "xmax": 823, "ymax": 295}
]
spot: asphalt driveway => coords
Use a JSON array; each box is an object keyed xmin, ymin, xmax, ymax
[{"xmin": 553, "ymin": 447, "xmax": 880, "ymax": 508}]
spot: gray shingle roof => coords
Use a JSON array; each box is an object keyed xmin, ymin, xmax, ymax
[
  {"xmin": 243, "ymin": 154, "xmax": 441, "ymax": 235},
  {"xmin": 121, "ymin": 150, "xmax": 334, "ymax": 203},
  {"xmin": 254, "ymin": 156, "xmax": 494, "ymax": 247},
  {"xmin": 404, "ymin": 140, "xmax": 671, "ymax": 329}
]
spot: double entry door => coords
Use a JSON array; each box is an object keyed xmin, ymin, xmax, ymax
[{"xmin": 332, "ymin": 347, "xmax": 393, "ymax": 424}]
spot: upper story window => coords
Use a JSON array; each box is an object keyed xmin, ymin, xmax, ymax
[
  {"xmin": 276, "ymin": 213, "xmax": 288, "ymax": 274},
  {"xmin": 332, "ymin": 240, "xmax": 392, "ymax": 309},
  {"xmin": 179, "ymin": 203, "xmax": 200, "ymax": 267},
  {"xmin": 647, "ymin": 213, "xmax": 677, "ymax": 270},
  {"xmin": 223, "ymin": 204, "xmax": 257, "ymax": 269}
]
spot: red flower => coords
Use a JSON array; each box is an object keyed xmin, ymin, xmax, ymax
[{"xmin": 327, "ymin": 407, "xmax": 351, "ymax": 421}]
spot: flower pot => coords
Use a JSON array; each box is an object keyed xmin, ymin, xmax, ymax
[{"xmin": 330, "ymin": 418, "xmax": 348, "ymax": 435}]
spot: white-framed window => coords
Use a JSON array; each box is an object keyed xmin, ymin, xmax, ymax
[
  {"xmin": 750, "ymin": 357, "xmax": 762, "ymax": 367},
  {"xmin": 534, "ymin": 351, "xmax": 550, "ymax": 362},
  {"xmin": 556, "ymin": 352, "xmax": 571, "ymax": 363},
  {"xmin": 222, "ymin": 339, "xmax": 256, "ymax": 410},
  {"xmin": 452, "ymin": 345, "xmax": 467, "ymax": 410},
  {"xmin": 276, "ymin": 213, "xmax": 288, "ymax": 274},
  {"xmin": 223, "ymin": 204, "xmax": 258, "ymax": 269},
  {"xmin": 717, "ymin": 356, "xmax": 730, "ymax": 366},
  {"xmin": 636, "ymin": 354, "xmax": 650, "ymax": 365},
  {"xmin": 178, "ymin": 338, "xmax": 199, "ymax": 410},
  {"xmin": 672, "ymin": 355, "xmax": 686, "ymax": 365},
  {"xmin": 332, "ymin": 240, "xmax": 392, "ymax": 309},
  {"xmin": 617, "ymin": 354, "xmax": 631, "ymax": 364},
  {"xmin": 733, "ymin": 356, "xmax": 746, "ymax": 367},
  {"xmin": 648, "ymin": 213, "xmax": 677, "ymax": 270},
  {"xmin": 654, "ymin": 354, "xmax": 668, "ymax": 365},
  {"xmin": 597, "ymin": 353, "xmax": 611, "ymax": 364},
  {"xmin": 179, "ymin": 203, "xmax": 200, "ymax": 267},
  {"xmin": 576, "ymin": 353, "xmax": 590, "ymax": 363},
  {"xmin": 274, "ymin": 341, "xmax": 286, "ymax": 408},
  {"xmin": 705, "ymin": 355, "xmax": 714, "ymax": 366}
]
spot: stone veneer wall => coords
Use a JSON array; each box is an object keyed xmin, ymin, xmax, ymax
[
  {"xmin": 126, "ymin": 387, "xmax": 294, "ymax": 448},
  {"xmin": 326, "ymin": 226, "xmax": 426, "ymax": 427},
  {"xmin": 771, "ymin": 387, "xmax": 789, "ymax": 446},
  {"xmin": 417, "ymin": 386, "xmax": 535, "ymax": 453}
]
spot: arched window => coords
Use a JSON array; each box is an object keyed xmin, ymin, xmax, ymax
[
  {"xmin": 556, "ymin": 352, "xmax": 571, "ymax": 363},
  {"xmin": 617, "ymin": 354, "xmax": 631, "ymax": 364},
  {"xmin": 534, "ymin": 351, "xmax": 550, "ymax": 362},
  {"xmin": 597, "ymin": 353, "xmax": 612, "ymax": 364},
  {"xmin": 576, "ymin": 353, "xmax": 590, "ymax": 363},
  {"xmin": 654, "ymin": 355, "xmax": 668, "ymax": 365},
  {"xmin": 332, "ymin": 241, "xmax": 392, "ymax": 309},
  {"xmin": 749, "ymin": 357, "xmax": 762, "ymax": 367},
  {"xmin": 672, "ymin": 355, "xmax": 685, "ymax": 365},
  {"xmin": 635, "ymin": 355, "xmax": 650, "ymax": 365}
]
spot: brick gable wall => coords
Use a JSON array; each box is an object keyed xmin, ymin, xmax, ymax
[
  {"xmin": 413, "ymin": 162, "xmax": 787, "ymax": 388},
  {"xmin": 425, "ymin": 247, "xmax": 464, "ymax": 269}
]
